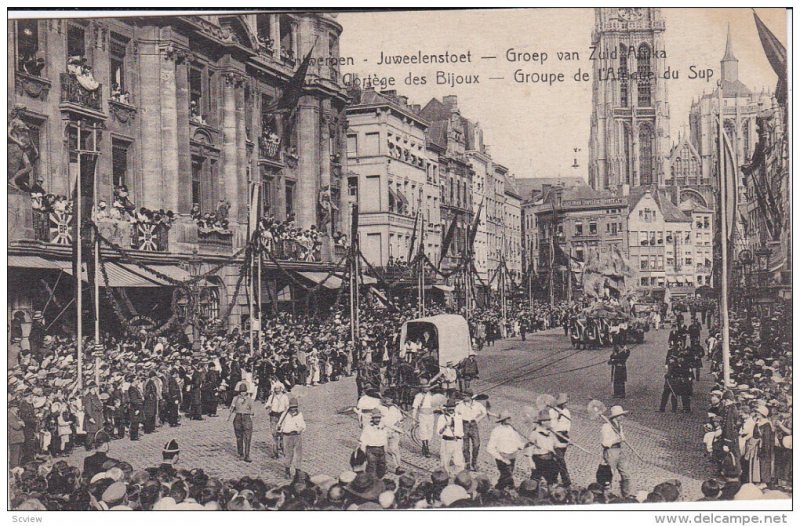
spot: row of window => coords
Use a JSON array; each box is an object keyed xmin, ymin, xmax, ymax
[{"xmin": 638, "ymin": 276, "xmax": 711, "ymax": 288}]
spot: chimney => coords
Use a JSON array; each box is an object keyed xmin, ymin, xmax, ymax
[
  {"xmin": 411, "ymin": 104, "xmax": 421, "ymax": 113},
  {"xmin": 398, "ymin": 95, "xmax": 408, "ymax": 107},
  {"xmin": 443, "ymin": 95, "xmax": 459, "ymax": 110},
  {"xmin": 381, "ymin": 89, "xmax": 398, "ymax": 100}
]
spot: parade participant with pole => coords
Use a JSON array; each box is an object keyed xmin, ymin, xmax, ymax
[
  {"xmin": 381, "ymin": 390, "xmax": 406, "ymax": 475},
  {"xmin": 486, "ymin": 410, "xmax": 525, "ymax": 490},
  {"xmin": 412, "ymin": 379, "xmax": 435, "ymax": 457},
  {"xmin": 437, "ymin": 397, "xmax": 465, "ymax": 476},
  {"xmin": 265, "ymin": 381, "xmax": 289, "ymax": 458},
  {"xmin": 228, "ymin": 383, "xmax": 253, "ymax": 463},
  {"xmin": 527, "ymin": 409, "xmax": 558, "ymax": 485},
  {"xmin": 550, "ymin": 393, "xmax": 572, "ymax": 486},
  {"xmin": 456, "ymin": 389, "xmax": 487, "ymax": 472},
  {"xmin": 359, "ymin": 407, "xmax": 390, "ymax": 479},
  {"xmin": 277, "ymin": 396, "xmax": 306, "ymax": 478},
  {"xmin": 599, "ymin": 405, "xmax": 632, "ymax": 497}
]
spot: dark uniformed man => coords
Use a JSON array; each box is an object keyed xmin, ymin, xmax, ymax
[
  {"xmin": 228, "ymin": 383, "xmax": 253, "ymax": 462},
  {"xmin": 164, "ymin": 368, "xmax": 182, "ymax": 427},
  {"xmin": 608, "ymin": 345, "xmax": 631, "ymax": 399},
  {"xmin": 202, "ymin": 361, "xmax": 220, "ymax": 417}
]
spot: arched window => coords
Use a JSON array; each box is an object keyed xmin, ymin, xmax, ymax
[
  {"xmin": 639, "ymin": 124, "xmax": 654, "ymax": 185},
  {"xmin": 200, "ymin": 287, "xmax": 220, "ymax": 321},
  {"xmin": 619, "ymin": 45, "xmax": 629, "ymax": 107},
  {"xmin": 637, "ymin": 44, "xmax": 652, "ymax": 107},
  {"xmin": 622, "ymin": 125, "xmax": 632, "ymax": 184}
]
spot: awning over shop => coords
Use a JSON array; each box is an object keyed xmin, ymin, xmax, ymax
[
  {"xmin": 8, "ymin": 255, "xmax": 63, "ymax": 270},
  {"xmin": 60, "ymin": 262, "xmax": 171, "ymax": 288},
  {"xmin": 432, "ymin": 284, "xmax": 454, "ymax": 292},
  {"xmin": 297, "ymin": 271, "xmax": 343, "ymax": 290}
]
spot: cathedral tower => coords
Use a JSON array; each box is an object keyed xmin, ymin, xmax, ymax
[{"xmin": 588, "ymin": 7, "xmax": 671, "ymax": 192}]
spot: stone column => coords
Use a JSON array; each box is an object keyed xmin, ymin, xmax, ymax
[
  {"xmin": 295, "ymin": 97, "xmax": 319, "ymax": 229},
  {"xmin": 138, "ymin": 42, "xmax": 164, "ymax": 209},
  {"xmin": 270, "ymin": 15, "xmax": 280, "ymax": 59},
  {"xmin": 175, "ymin": 53, "xmax": 192, "ymax": 215},
  {"xmin": 222, "ymin": 72, "xmax": 240, "ymax": 223},
  {"xmin": 235, "ymin": 75, "xmax": 248, "ymax": 224},
  {"xmin": 159, "ymin": 45, "xmax": 180, "ymax": 212}
]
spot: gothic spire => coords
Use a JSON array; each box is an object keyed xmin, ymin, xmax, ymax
[{"xmin": 722, "ymin": 23, "xmax": 737, "ymax": 62}]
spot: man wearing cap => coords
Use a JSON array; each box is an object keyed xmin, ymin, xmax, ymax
[
  {"xmin": 202, "ymin": 360, "xmax": 220, "ymax": 417},
  {"xmin": 456, "ymin": 390, "xmax": 486, "ymax": 472},
  {"xmin": 277, "ymin": 397, "xmax": 306, "ymax": 478},
  {"xmin": 143, "ymin": 371, "xmax": 159, "ymax": 434},
  {"xmin": 82, "ymin": 431, "xmax": 118, "ymax": 482},
  {"xmin": 437, "ymin": 397, "xmax": 466, "ymax": 476},
  {"xmin": 412, "ymin": 379, "xmax": 435, "ymax": 457},
  {"xmin": 458, "ymin": 350, "xmax": 479, "ymax": 392},
  {"xmin": 486, "ymin": 410, "xmax": 525, "ymax": 490},
  {"xmin": 527, "ymin": 409, "xmax": 558, "ymax": 485},
  {"xmin": 359, "ymin": 407, "xmax": 390, "ymax": 479},
  {"xmin": 266, "ymin": 381, "xmax": 290, "ymax": 458},
  {"xmin": 601, "ymin": 405, "xmax": 631, "ymax": 497},
  {"xmin": 189, "ymin": 363, "xmax": 205, "ymax": 420},
  {"xmin": 228, "ymin": 383, "xmax": 254, "ymax": 462},
  {"xmin": 381, "ymin": 390, "xmax": 406, "ymax": 475},
  {"xmin": 550, "ymin": 393, "xmax": 572, "ymax": 487}
]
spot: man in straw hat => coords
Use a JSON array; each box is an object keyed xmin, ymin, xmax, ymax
[
  {"xmin": 456, "ymin": 389, "xmax": 487, "ymax": 472},
  {"xmin": 265, "ymin": 380, "xmax": 290, "ymax": 458},
  {"xmin": 527, "ymin": 409, "xmax": 558, "ymax": 485},
  {"xmin": 550, "ymin": 393, "xmax": 572, "ymax": 486},
  {"xmin": 228, "ymin": 383, "xmax": 254, "ymax": 462},
  {"xmin": 412, "ymin": 379, "xmax": 435, "ymax": 457},
  {"xmin": 437, "ymin": 397, "xmax": 466, "ymax": 476},
  {"xmin": 277, "ymin": 396, "xmax": 306, "ymax": 478},
  {"xmin": 359, "ymin": 407, "xmax": 389, "ymax": 479},
  {"xmin": 601, "ymin": 405, "xmax": 632, "ymax": 497},
  {"xmin": 486, "ymin": 410, "xmax": 526, "ymax": 490}
]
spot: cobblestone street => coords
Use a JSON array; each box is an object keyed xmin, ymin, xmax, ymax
[{"xmin": 64, "ymin": 326, "xmax": 715, "ymax": 499}]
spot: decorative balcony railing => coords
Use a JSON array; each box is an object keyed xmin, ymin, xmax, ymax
[
  {"xmin": 198, "ymin": 229, "xmax": 234, "ymax": 251},
  {"xmin": 60, "ymin": 73, "xmax": 102, "ymax": 111},
  {"xmin": 258, "ymin": 135, "xmax": 282, "ymax": 161},
  {"xmin": 33, "ymin": 208, "xmax": 73, "ymax": 245}
]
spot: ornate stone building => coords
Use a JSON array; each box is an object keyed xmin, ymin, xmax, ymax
[
  {"xmin": 8, "ymin": 13, "xmax": 350, "ymax": 332},
  {"xmin": 588, "ymin": 7, "xmax": 671, "ymax": 192}
]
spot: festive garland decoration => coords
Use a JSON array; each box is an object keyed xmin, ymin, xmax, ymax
[{"xmin": 97, "ymin": 245, "xmax": 192, "ymax": 336}]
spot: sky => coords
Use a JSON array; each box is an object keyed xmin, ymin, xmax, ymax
[{"xmin": 336, "ymin": 8, "xmax": 788, "ymax": 182}]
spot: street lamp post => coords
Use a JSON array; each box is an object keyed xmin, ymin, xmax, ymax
[{"xmin": 184, "ymin": 248, "xmax": 205, "ymax": 352}]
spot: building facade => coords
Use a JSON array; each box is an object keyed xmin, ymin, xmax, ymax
[
  {"xmin": 8, "ymin": 13, "xmax": 350, "ymax": 331},
  {"xmin": 419, "ymin": 96, "xmax": 474, "ymax": 277},
  {"xmin": 345, "ymin": 87, "xmax": 440, "ymax": 267},
  {"xmin": 503, "ymin": 176, "xmax": 523, "ymax": 281},
  {"xmin": 588, "ymin": 7, "xmax": 671, "ymax": 192}
]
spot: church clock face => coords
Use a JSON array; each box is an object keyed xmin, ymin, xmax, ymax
[{"xmin": 617, "ymin": 8, "xmax": 644, "ymax": 21}]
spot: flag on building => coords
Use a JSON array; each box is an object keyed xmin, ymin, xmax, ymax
[
  {"xmin": 720, "ymin": 125, "xmax": 738, "ymax": 243},
  {"xmin": 261, "ymin": 43, "xmax": 315, "ymax": 115},
  {"xmin": 439, "ymin": 212, "xmax": 460, "ymax": 265},
  {"xmin": 753, "ymin": 10, "xmax": 787, "ymax": 105},
  {"xmin": 467, "ymin": 198, "xmax": 484, "ymax": 252},
  {"xmin": 407, "ymin": 209, "xmax": 421, "ymax": 262}
]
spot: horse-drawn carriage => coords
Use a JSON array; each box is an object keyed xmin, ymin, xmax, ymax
[{"xmin": 568, "ymin": 302, "xmax": 646, "ymax": 349}]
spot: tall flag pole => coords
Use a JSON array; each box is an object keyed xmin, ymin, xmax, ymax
[
  {"xmin": 248, "ymin": 183, "xmax": 261, "ymax": 355},
  {"xmin": 718, "ymin": 81, "xmax": 732, "ymax": 388},
  {"xmin": 92, "ymin": 124, "xmax": 101, "ymax": 386}
]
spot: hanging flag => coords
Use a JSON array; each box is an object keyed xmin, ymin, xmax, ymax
[
  {"xmin": 407, "ymin": 209, "xmax": 420, "ymax": 262},
  {"xmin": 261, "ymin": 42, "xmax": 316, "ymax": 115},
  {"xmin": 467, "ymin": 198, "xmax": 484, "ymax": 252},
  {"xmin": 248, "ymin": 183, "xmax": 261, "ymax": 241},
  {"xmin": 350, "ymin": 203, "xmax": 359, "ymax": 249},
  {"xmin": 439, "ymin": 213, "xmax": 460, "ymax": 265},
  {"xmin": 753, "ymin": 10, "xmax": 787, "ymax": 105}
]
